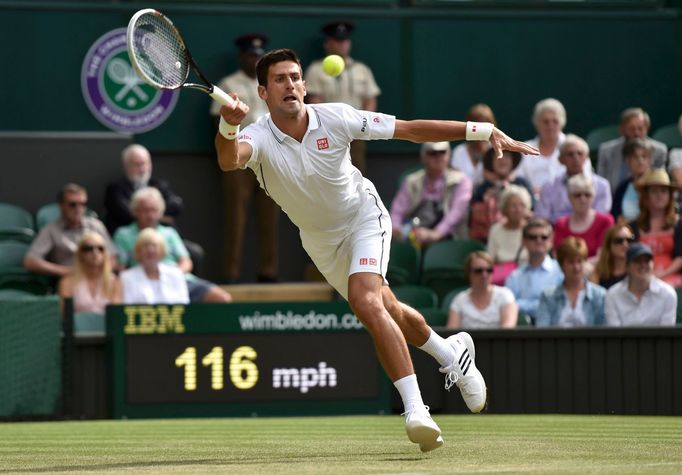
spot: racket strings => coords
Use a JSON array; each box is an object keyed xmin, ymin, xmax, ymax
[{"xmin": 131, "ymin": 14, "xmax": 189, "ymax": 89}]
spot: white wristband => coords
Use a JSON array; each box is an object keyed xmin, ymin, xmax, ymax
[
  {"xmin": 466, "ymin": 121, "xmax": 494, "ymax": 141},
  {"xmin": 219, "ymin": 116, "xmax": 240, "ymax": 140}
]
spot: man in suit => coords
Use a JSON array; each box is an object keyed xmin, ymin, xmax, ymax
[
  {"xmin": 597, "ymin": 107, "xmax": 667, "ymax": 190},
  {"xmin": 104, "ymin": 144, "xmax": 183, "ymax": 235}
]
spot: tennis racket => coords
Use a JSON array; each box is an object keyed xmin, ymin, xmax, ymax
[{"xmin": 126, "ymin": 8, "xmax": 235, "ymax": 107}]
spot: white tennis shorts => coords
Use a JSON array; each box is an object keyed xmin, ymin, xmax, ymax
[{"xmin": 300, "ymin": 187, "xmax": 392, "ymax": 300}]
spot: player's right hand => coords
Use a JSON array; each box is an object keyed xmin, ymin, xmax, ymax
[{"xmin": 219, "ymin": 93, "xmax": 249, "ymax": 126}]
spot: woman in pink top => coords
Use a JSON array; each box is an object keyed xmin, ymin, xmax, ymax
[
  {"xmin": 554, "ymin": 174, "xmax": 614, "ymax": 258},
  {"xmin": 58, "ymin": 231, "xmax": 122, "ymax": 314}
]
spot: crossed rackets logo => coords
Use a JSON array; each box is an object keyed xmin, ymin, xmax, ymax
[{"xmin": 81, "ymin": 28, "xmax": 178, "ymax": 133}]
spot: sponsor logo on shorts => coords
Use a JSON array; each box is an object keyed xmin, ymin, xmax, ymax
[
  {"xmin": 317, "ymin": 137, "xmax": 329, "ymax": 150},
  {"xmin": 81, "ymin": 28, "xmax": 179, "ymax": 133}
]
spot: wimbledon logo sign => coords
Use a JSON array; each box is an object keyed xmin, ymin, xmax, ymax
[{"xmin": 81, "ymin": 28, "xmax": 178, "ymax": 134}]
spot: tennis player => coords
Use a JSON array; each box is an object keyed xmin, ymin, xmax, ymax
[{"xmin": 216, "ymin": 48, "xmax": 538, "ymax": 452}]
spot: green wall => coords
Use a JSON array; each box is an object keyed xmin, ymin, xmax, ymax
[{"xmin": 1, "ymin": 2, "xmax": 680, "ymax": 153}]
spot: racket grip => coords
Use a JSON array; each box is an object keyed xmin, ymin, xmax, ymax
[{"xmin": 210, "ymin": 86, "xmax": 236, "ymax": 107}]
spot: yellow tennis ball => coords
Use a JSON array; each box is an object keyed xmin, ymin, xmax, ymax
[{"xmin": 322, "ymin": 55, "xmax": 345, "ymax": 77}]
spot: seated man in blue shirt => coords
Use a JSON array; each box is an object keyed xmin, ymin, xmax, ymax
[{"xmin": 504, "ymin": 218, "xmax": 564, "ymax": 323}]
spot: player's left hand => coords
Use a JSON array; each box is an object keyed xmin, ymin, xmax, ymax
[{"xmin": 490, "ymin": 127, "xmax": 539, "ymax": 159}]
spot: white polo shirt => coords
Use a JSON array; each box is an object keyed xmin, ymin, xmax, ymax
[
  {"xmin": 238, "ymin": 103, "xmax": 395, "ymax": 235},
  {"xmin": 604, "ymin": 277, "xmax": 677, "ymax": 326}
]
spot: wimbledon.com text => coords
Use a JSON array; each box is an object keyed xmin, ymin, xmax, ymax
[{"xmin": 238, "ymin": 310, "xmax": 363, "ymax": 331}]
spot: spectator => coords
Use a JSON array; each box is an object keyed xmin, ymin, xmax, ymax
[
  {"xmin": 210, "ymin": 33, "xmax": 279, "ymax": 283},
  {"xmin": 629, "ymin": 168, "xmax": 682, "ymax": 287},
  {"xmin": 390, "ymin": 142, "xmax": 471, "ymax": 246},
  {"xmin": 58, "ymin": 231, "xmax": 121, "ymax": 314},
  {"xmin": 469, "ymin": 148, "xmax": 533, "ymax": 242},
  {"xmin": 535, "ymin": 134, "xmax": 611, "ymax": 223},
  {"xmin": 597, "ymin": 107, "xmax": 667, "ymax": 191},
  {"xmin": 505, "ymin": 218, "xmax": 564, "ymax": 322},
  {"xmin": 450, "ymin": 104, "xmax": 494, "ymax": 186},
  {"xmin": 24, "ymin": 183, "xmax": 115, "ymax": 278},
  {"xmin": 612, "ymin": 138, "xmax": 654, "ymax": 223},
  {"xmin": 114, "ymin": 187, "xmax": 232, "ymax": 303},
  {"xmin": 305, "ymin": 20, "xmax": 380, "ymax": 174},
  {"xmin": 104, "ymin": 144, "xmax": 183, "ymax": 235},
  {"xmin": 121, "ymin": 228, "xmax": 189, "ymax": 304},
  {"xmin": 589, "ymin": 224, "xmax": 635, "ymax": 289},
  {"xmin": 516, "ymin": 98, "xmax": 588, "ymax": 195},
  {"xmin": 447, "ymin": 251, "xmax": 517, "ymax": 329},
  {"xmin": 487, "ymin": 184, "xmax": 532, "ymax": 285},
  {"xmin": 536, "ymin": 237, "xmax": 606, "ymax": 327},
  {"xmin": 666, "ymin": 113, "xmax": 682, "ymax": 188},
  {"xmin": 553, "ymin": 174, "xmax": 614, "ymax": 258},
  {"xmin": 605, "ymin": 243, "xmax": 676, "ymax": 326}
]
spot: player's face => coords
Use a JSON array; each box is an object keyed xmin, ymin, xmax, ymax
[{"xmin": 259, "ymin": 61, "xmax": 306, "ymax": 117}]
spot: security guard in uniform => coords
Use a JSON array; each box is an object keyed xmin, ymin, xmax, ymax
[
  {"xmin": 210, "ymin": 33, "xmax": 279, "ymax": 283},
  {"xmin": 305, "ymin": 21, "xmax": 381, "ymax": 175}
]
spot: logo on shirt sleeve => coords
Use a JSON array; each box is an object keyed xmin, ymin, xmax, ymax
[
  {"xmin": 373, "ymin": 117, "xmax": 380, "ymax": 123},
  {"xmin": 317, "ymin": 137, "xmax": 329, "ymax": 150},
  {"xmin": 359, "ymin": 257, "xmax": 378, "ymax": 266}
]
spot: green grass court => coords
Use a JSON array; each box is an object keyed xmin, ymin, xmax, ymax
[{"xmin": 1, "ymin": 415, "xmax": 681, "ymax": 474}]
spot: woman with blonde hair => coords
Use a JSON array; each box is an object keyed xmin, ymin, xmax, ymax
[
  {"xmin": 589, "ymin": 224, "xmax": 634, "ymax": 289},
  {"xmin": 58, "ymin": 231, "xmax": 122, "ymax": 314},
  {"xmin": 447, "ymin": 251, "xmax": 517, "ymax": 329},
  {"xmin": 121, "ymin": 227, "xmax": 189, "ymax": 304}
]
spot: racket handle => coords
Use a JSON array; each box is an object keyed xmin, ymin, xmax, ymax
[{"xmin": 210, "ymin": 86, "xmax": 236, "ymax": 107}]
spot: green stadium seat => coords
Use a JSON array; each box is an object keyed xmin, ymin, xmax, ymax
[
  {"xmin": 0, "ymin": 288, "xmax": 36, "ymax": 300},
  {"xmin": 652, "ymin": 124, "xmax": 682, "ymax": 150},
  {"xmin": 74, "ymin": 311, "xmax": 105, "ymax": 335},
  {"xmin": 392, "ymin": 284, "xmax": 438, "ymax": 309},
  {"xmin": 0, "ymin": 241, "xmax": 50, "ymax": 295},
  {"xmin": 676, "ymin": 287, "xmax": 682, "ymax": 325},
  {"xmin": 517, "ymin": 311, "xmax": 532, "ymax": 326},
  {"xmin": 586, "ymin": 125, "xmax": 620, "ymax": 154},
  {"xmin": 420, "ymin": 239, "xmax": 485, "ymax": 301},
  {"xmin": 0, "ymin": 202, "xmax": 35, "ymax": 243},
  {"xmin": 387, "ymin": 240, "xmax": 420, "ymax": 286},
  {"xmin": 417, "ymin": 306, "xmax": 448, "ymax": 327}
]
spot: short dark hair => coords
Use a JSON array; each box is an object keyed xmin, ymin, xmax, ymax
[
  {"xmin": 256, "ymin": 48, "xmax": 302, "ymax": 86},
  {"xmin": 57, "ymin": 183, "xmax": 86, "ymax": 203},
  {"xmin": 523, "ymin": 218, "xmax": 552, "ymax": 238},
  {"xmin": 556, "ymin": 236, "xmax": 588, "ymax": 266},
  {"xmin": 623, "ymin": 137, "xmax": 653, "ymax": 160}
]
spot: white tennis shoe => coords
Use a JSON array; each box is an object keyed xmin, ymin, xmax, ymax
[
  {"xmin": 439, "ymin": 332, "xmax": 487, "ymax": 413},
  {"xmin": 403, "ymin": 404, "xmax": 444, "ymax": 453}
]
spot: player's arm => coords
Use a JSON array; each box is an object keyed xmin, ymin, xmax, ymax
[
  {"xmin": 215, "ymin": 96, "xmax": 252, "ymax": 171},
  {"xmin": 393, "ymin": 119, "xmax": 539, "ymax": 158}
]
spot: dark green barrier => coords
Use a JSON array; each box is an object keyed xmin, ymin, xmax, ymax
[
  {"xmin": 107, "ymin": 303, "xmax": 392, "ymax": 418},
  {"xmin": 0, "ymin": 296, "xmax": 61, "ymax": 417}
]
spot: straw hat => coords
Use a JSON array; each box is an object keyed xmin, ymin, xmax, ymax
[{"xmin": 635, "ymin": 168, "xmax": 677, "ymax": 191}]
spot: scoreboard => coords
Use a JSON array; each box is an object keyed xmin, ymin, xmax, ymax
[{"xmin": 107, "ymin": 302, "xmax": 392, "ymax": 418}]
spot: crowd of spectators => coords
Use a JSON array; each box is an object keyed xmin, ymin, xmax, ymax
[{"xmin": 391, "ymin": 102, "xmax": 681, "ymax": 329}]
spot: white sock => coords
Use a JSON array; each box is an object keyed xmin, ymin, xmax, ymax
[
  {"xmin": 393, "ymin": 374, "xmax": 424, "ymax": 412},
  {"xmin": 419, "ymin": 329, "xmax": 455, "ymax": 368}
]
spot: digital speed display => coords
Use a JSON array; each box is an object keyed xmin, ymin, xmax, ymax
[{"xmin": 108, "ymin": 303, "xmax": 392, "ymax": 418}]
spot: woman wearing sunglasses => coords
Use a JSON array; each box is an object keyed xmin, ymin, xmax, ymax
[
  {"xmin": 58, "ymin": 231, "xmax": 121, "ymax": 315},
  {"xmin": 589, "ymin": 224, "xmax": 634, "ymax": 289},
  {"xmin": 446, "ymin": 251, "xmax": 518, "ymax": 329}
]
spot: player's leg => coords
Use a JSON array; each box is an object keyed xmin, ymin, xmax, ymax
[
  {"xmin": 382, "ymin": 287, "xmax": 488, "ymax": 413},
  {"xmin": 347, "ymin": 272, "xmax": 442, "ymax": 452}
]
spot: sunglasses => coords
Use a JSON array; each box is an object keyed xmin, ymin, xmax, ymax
[
  {"xmin": 66, "ymin": 201, "xmax": 88, "ymax": 208},
  {"xmin": 525, "ymin": 234, "xmax": 550, "ymax": 242},
  {"xmin": 571, "ymin": 192, "xmax": 593, "ymax": 199},
  {"xmin": 425, "ymin": 150, "xmax": 447, "ymax": 156},
  {"xmin": 470, "ymin": 267, "xmax": 493, "ymax": 275},
  {"xmin": 80, "ymin": 244, "xmax": 105, "ymax": 253},
  {"xmin": 612, "ymin": 237, "xmax": 635, "ymax": 245}
]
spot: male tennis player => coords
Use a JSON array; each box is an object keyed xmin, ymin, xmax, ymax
[{"xmin": 215, "ymin": 49, "xmax": 538, "ymax": 452}]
